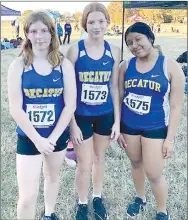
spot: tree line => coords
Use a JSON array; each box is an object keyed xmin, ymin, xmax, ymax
[{"xmin": 21, "ymin": 3, "xmax": 187, "ymax": 25}]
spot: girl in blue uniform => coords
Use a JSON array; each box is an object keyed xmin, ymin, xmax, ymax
[
  {"xmin": 118, "ymin": 22, "xmax": 185, "ymax": 220},
  {"xmin": 67, "ymin": 3, "xmax": 120, "ymax": 220},
  {"xmin": 7, "ymin": 11, "xmax": 76, "ymax": 220}
]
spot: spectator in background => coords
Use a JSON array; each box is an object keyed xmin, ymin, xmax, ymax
[
  {"xmin": 11, "ymin": 18, "xmax": 20, "ymax": 38},
  {"xmin": 16, "ymin": 24, "xmax": 20, "ymax": 38},
  {"xmin": 56, "ymin": 21, "xmax": 63, "ymax": 45},
  {"xmin": 157, "ymin": 24, "xmax": 161, "ymax": 33},
  {"xmin": 74, "ymin": 23, "xmax": 80, "ymax": 32},
  {"xmin": 63, "ymin": 19, "xmax": 72, "ymax": 45}
]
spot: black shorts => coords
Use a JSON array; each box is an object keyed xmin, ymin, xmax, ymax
[
  {"xmin": 75, "ymin": 113, "xmax": 114, "ymax": 140},
  {"xmin": 17, "ymin": 131, "xmax": 69, "ymax": 155},
  {"xmin": 120, "ymin": 122, "xmax": 168, "ymax": 139}
]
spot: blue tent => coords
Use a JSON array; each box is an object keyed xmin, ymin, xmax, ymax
[
  {"xmin": 1, "ymin": 4, "xmax": 21, "ymax": 16},
  {"xmin": 48, "ymin": 11, "xmax": 61, "ymax": 19},
  {"xmin": 121, "ymin": 1, "xmax": 187, "ymax": 60},
  {"xmin": 45, "ymin": 11, "xmax": 61, "ymax": 19}
]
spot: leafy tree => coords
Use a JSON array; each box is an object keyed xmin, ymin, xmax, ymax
[
  {"xmin": 22, "ymin": 10, "xmax": 33, "ymax": 17},
  {"xmin": 73, "ymin": 11, "xmax": 82, "ymax": 22}
]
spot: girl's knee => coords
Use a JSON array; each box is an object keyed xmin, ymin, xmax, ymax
[
  {"xmin": 93, "ymin": 155, "xmax": 105, "ymax": 165},
  {"xmin": 18, "ymin": 192, "xmax": 38, "ymax": 208},
  {"xmin": 77, "ymin": 161, "xmax": 92, "ymax": 174},
  {"xmin": 130, "ymin": 159, "xmax": 143, "ymax": 169},
  {"xmin": 43, "ymin": 172, "xmax": 60, "ymax": 183},
  {"xmin": 145, "ymin": 171, "xmax": 163, "ymax": 184}
]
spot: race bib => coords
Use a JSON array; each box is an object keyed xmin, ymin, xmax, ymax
[
  {"xmin": 81, "ymin": 84, "xmax": 108, "ymax": 105},
  {"xmin": 124, "ymin": 92, "xmax": 152, "ymax": 115},
  {"xmin": 26, "ymin": 104, "xmax": 55, "ymax": 127}
]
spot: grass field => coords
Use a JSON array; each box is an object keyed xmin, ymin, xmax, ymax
[{"xmin": 1, "ymin": 37, "xmax": 187, "ymax": 220}]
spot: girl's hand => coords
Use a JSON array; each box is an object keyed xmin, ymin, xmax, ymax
[
  {"xmin": 162, "ymin": 139, "xmax": 174, "ymax": 158},
  {"xmin": 117, "ymin": 134, "xmax": 127, "ymax": 150},
  {"xmin": 110, "ymin": 122, "xmax": 120, "ymax": 141}
]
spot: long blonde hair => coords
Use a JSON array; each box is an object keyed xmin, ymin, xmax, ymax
[
  {"xmin": 81, "ymin": 2, "xmax": 110, "ymax": 32},
  {"xmin": 19, "ymin": 11, "xmax": 63, "ymax": 68}
]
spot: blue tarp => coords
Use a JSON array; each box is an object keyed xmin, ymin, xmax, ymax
[
  {"xmin": 45, "ymin": 11, "xmax": 61, "ymax": 19},
  {"xmin": 48, "ymin": 11, "xmax": 61, "ymax": 19},
  {"xmin": 123, "ymin": 1, "xmax": 187, "ymax": 9},
  {"xmin": 1, "ymin": 4, "xmax": 21, "ymax": 16}
]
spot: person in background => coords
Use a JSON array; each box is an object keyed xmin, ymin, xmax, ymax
[
  {"xmin": 63, "ymin": 19, "xmax": 72, "ymax": 45},
  {"xmin": 56, "ymin": 21, "xmax": 63, "ymax": 45}
]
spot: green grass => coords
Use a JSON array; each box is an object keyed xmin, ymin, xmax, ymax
[{"xmin": 1, "ymin": 38, "xmax": 187, "ymax": 220}]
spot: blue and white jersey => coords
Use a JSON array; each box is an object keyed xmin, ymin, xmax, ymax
[
  {"xmin": 75, "ymin": 40, "xmax": 114, "ymax": 116},
  {"xmin": 16, "ymin": 64, "xmax": 65, "ymax": 137},
  {"xmin": 121, "ymin": 55, "xmax": 170, "ymax": 130}
]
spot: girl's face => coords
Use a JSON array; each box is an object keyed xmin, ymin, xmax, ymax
[
  {"xmin": 86, "ymin": 11, "xmax": 108, "ymax": 39},
  {"xmin": 126, "ymin": 32, "xmax": 153, "ymax": 58},
  {"xmin": 27, "ymin": 21, "xmax": 52, "ymax": 51}
]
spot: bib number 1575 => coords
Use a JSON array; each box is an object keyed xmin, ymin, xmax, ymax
[{"xmin": 124, "ymin": 93, "xmax": 151, "ymax": 115}]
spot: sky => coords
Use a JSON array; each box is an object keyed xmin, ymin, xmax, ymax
[{"xmin": 1, "ymin": 1, "xmax": 111, "ymax": 20}]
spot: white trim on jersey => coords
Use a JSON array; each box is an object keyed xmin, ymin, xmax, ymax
[
  {"xmin": 163, "ymin": 57, "xmax": 169, "ymax": 81},
  {"xmin": 80, "ymin": 50, "xmax": 86, "ymax": 57},
  {"xmin": 105, "ymin": 50, "xmax": 112, "ymax": 58},
  {"xmin": 163, "ymin": 57, "xmax": 170, "ymax": 126},
  {"xmin": 163, "ymin": 83, "xmax": 170, "ymax": 126},
  {"xmin": 125, "ymin": 59, "xmax": 131, "ymax": 70},
  {"xmin": 54, "ymin": 66, "xmax": 61, "ymax": 71},
  {"xmin": 24, "ymin": 65, "xmax": 32, "ymax": 72}
]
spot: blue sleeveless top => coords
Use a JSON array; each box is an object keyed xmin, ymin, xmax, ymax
[
  {"xmin": 75, "ymin": 40, "xmax": 114, "ymax": 116},
  {"xmin": 16, "ymin": 64, "xmax": 65, "ymax": 137},
  {"xmin": 121, "ymin": 55, "xmax": 170, "ymax": 130}
]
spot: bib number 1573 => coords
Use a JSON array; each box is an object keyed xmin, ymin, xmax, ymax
[{"xmin": 81, "ymin": 84, "xmax": 108, "ymax": 105}]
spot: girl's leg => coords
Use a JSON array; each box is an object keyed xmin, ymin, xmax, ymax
[
  {"xmin": 142, "ymin": 137, "xmax": 168, "ymax": 213},
  {"xmin": 17, "ymin": 154, "xmax": 42, "ymax": 219},
  {"xmin": 43, "ymin": 150, "xmax": 66, "ymax": 216},
  {"xmin": 123, "ymin": 134, "xmax": 145, "ymax": 199},
  {"xmin": 92, "ymin": 133, "xmax": 110, "ymax": 196},
  {"xmin": 74, "ymin": 137, "xmax": 93, "ymax": 203}
]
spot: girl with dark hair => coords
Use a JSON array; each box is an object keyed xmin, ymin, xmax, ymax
[{"xmin": 118, "ymin": 22, "xmax": 185, "ymax": 220}]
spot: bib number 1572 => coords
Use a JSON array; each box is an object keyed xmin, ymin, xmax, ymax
[{"xmin": 26, "ymin": 104, "xmax": 55, "ymax": 127}]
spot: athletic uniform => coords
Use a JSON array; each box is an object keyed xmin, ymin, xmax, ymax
[
  {"xmin": 17, "ymin": 64, "xmax": 69, "ymax": 155},
  {"xmin": 121, "ymin": 55, "xmax": 170, "ymax": 139},
  {"xmin": 75, "ymin": 40, "xmax": 115, "ymax": 139}
]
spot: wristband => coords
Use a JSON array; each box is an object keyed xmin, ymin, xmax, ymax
[{"xmin": 165, "ymin": 139, "xmax": 174, "ymax": 144}]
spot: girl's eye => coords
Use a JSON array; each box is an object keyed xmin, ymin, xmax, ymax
[
  {"xmin": 30, "ymin": 30, "xmax": 37, "ymax": 34},
  {"xmin": 100, "ymin": 20, "xmax": 104, "ymax": 23},
  {"xmin": 42, "ymin": 29, "xmax": 48, "ymax": 33},
  {"xmin": 127, "ymin": 41, "xmax": 133, "ymax": 46},
  {"xmin": 88, "ymin": 21, "xmax": 94, "ymax": 25},
  {"xmin": 136, "ymin": 38, "xmax": 141, "ymax": 42}
]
